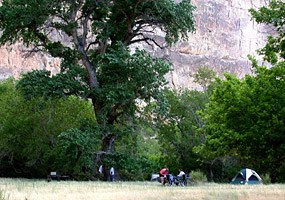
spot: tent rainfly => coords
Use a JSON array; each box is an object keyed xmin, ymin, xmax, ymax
[{"xmin": 231, "ymin": 168, "xmax": 262, "ymax": 185}]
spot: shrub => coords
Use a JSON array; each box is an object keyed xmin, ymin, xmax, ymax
[
  {"xmin": 261, "ymin": 173, "xmax": 271, "ymax": 184},
  {"xmin": 105, "ymin": 153, "xmax": 160, "ymax": 181},
  {"xmin": 190, "ymin": 170, "xmax": 207, "ymax": 183}
]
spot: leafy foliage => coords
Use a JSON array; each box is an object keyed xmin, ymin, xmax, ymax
[
  {"xmin": 249, "ymin": 0, "xmax": 285, "ymax": 64},
  {"xmin": 189, "ymin": 170, "xmax": 207, "ymax": 183},
  {"xmin": 197, "ymin": 63, "xmax": 285, "ymax": 182},
  {"xmin": 158, "ymin": 89, "xmax": 211, "ymax": 174},
  {"xmin": 57, "ymin": 127, "xmax": 101, "ymax": 180},
  {"xmin": 104, "ymin": 153, "xmax": 159, "ymax": 181},
  {"xmin": 95, "ymin": 43, "xmax": 171, "ymax": 121},
  {"xmin": 192, "ymin": 66, "xmax": 217, "ymax": 91},
  {"xmin": 0, "ymin": 79, "xmax": 95, "ymax": 178},
  {"xmin": 156, "ymin": 67, "xmax": 217, "ymax": 175},
  {"xmin": 16, "ymin": 67, "xmax": 88, "ymax": 99}
]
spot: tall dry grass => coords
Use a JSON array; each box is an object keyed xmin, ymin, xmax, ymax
[{"xmin": 0, "ymin": 178, "xmax": 285, "ymax": 200}]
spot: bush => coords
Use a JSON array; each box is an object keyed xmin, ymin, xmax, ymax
[
  {"xmin": 105, "ymin": 153, "xmax": 160, "ymax": 181},
  {"xmin": 261, "ymin": 173, "xmax": 271, "ymax": 184},
  {"xmin": 190, "ymin": 170, "xmax": 207, "ymax": 183}
]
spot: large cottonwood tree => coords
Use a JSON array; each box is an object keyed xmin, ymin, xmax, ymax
[{"xmin": 0, "ymin": 0, "xmax": 195, "ymax": 179}]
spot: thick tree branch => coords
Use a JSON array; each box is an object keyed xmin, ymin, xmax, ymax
[{"xmin": 70, "ymin": 0, "xmax": 99, "ymax": 89}]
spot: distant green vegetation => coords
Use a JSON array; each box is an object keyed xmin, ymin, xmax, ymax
[{"xmin": 0, "ymin": 79, "xmax": 97, "ymax": 179}]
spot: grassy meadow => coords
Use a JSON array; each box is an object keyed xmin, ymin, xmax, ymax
[{"xmin": 0, "ymin": 178, "xmax": 285, "ymax": 200}]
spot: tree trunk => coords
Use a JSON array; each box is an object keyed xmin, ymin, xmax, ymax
[{"xmin": 102, "ymin": 133, "xmax": 116, "ymax": 153}]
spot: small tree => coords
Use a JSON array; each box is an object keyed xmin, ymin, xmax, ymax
[{"xmin": 192, "ymin": 66, "xmax": 217, "ymax": 91}]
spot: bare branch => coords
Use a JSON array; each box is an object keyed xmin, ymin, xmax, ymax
[
  {"xmin": 130, "ymin": 35, "xmax": 164, "ymax": 49},
  {"xmin": 22, "ymin": 44, "xmax": 46, "ymax": 58},
  {"xmin": 86, "ymin": 40, "xmax": 99, "ymax": 51}
]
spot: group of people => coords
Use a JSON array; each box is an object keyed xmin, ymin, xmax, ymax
[
  {"xmin": 98, "ymin": 165, "xmax": 115, "ymax": 181},
  {"xmin": 159, "ymin": 168, "xmax": 187, "ymax": 186}
]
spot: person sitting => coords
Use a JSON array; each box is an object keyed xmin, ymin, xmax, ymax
[
  {"xmin": 177, "ymin": 169, "xmax": 186, "ymax": 186},
  {"xmin": 177, "ymin": 169, "xmax": 185, "ymax": 177}
]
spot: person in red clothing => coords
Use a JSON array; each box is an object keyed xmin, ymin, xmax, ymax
[{"xmin": 159, "ymin": 168, "xmax": 169, "ymax": 185}]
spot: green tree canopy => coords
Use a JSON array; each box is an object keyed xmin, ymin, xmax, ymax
[
  {"xmin": 158, "ymin": 89, "xmax": 209, "ymax": 174},
  {"xmin": 197, "ymin": 63, "xmax": 285, "ymax": 182},
  {"xmin": 0, "ymin": 79, "xmax": 96, "ymax": 178}
]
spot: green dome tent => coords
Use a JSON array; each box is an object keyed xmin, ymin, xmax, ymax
[{"xmin": 231, "ymin": 168, "xmax": 262, "ymax": 185}]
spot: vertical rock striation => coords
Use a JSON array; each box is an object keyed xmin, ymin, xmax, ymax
[{"xmin": 153, "ymin": 0, "xmax": 271, "ymax": 89}]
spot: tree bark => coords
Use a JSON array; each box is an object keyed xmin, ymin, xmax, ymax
[{"xmin": 102, "ymin": 133, "xmax": 116, "ymax": 153}]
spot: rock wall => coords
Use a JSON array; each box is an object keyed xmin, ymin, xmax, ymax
[
  {"xmin": 0, "ymin": 0, "xmax": 271, "ymax": 89},
  {"xmin": 0, "ymin": 44, "xmax": 60, "ymax": 81}
]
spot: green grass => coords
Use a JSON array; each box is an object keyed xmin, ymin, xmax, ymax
[{"xmin": 0, "ymin": 178, "xmax": 285, "ymax": 200}]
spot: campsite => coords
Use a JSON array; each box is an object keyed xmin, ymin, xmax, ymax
[
  {"xmin": 1, "ymin": 170, "xmax": 283, "ymax": 200},
  {"xmin": 0, "ymin": 0, "xmax": 285, "ymax": 193}
]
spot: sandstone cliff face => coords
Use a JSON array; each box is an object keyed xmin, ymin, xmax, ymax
[
  {"xmin": 0, "ymin": 0, "xmax": 271, "ymax": 89},
  {"xmin": 0, "ymin": 44, "xmax": 60, "ymax": 81}
]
